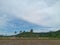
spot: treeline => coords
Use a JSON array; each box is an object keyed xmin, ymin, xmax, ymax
[
  {"xmin": 16, "ymin": 29, "xmax": 60, "ymax": 38},
  {"xmin": 0, "ymin": 29, "xmax": 60, "ymax": 38}
]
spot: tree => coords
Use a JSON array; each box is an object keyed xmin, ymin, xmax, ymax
[
  {"xmin": 30, "ymin": 29, "xmax": 33, "ymax": 33},
  {"xmin": 23, "ymin": 31, "xmax": 25, "ymax": 33},
  {"xmin": 30, "ymin": 29, "xmax": 33, "ymax": 37},
  {"xmin": 20, "ymin": 31, "xmax": 22, "ymax": 33},
  {"xmin": 14, "ymin": 31, "xmax": 17, "ymax": 37},
  {"xmin": 15, "ymin": 31, "xmax": 17, "ymax": 34}
]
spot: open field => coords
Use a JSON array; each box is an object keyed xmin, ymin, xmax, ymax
[{"xmin": 0, "ymin": 39, "xmax": 60, "ymax": 45}]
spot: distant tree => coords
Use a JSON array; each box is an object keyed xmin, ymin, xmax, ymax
[
  {"xmin": 14, "ymin": 31, "xmax": 17, "ymax": 37},
  {"xmin": 23, "ymin": 31, "xmax": 25, "ymax": 33},
  {"xmin": 29, "ymin": 29, "xmax": 33, "ymax": 37},
  {"xmin": 30, "ymin": 29, "xmax": 33, "ymax": 33},
  {"xmin": 14, "ymin": 31, "xmax": 17, "ymax": 34},
  {"xmin": 20, "ymin": 31, "xmax": 22, "ymax": 33}
]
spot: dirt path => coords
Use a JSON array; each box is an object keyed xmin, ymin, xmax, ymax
[{"xmin": 0, "ymin": 39, "xmax": 60, "ymax": 45}]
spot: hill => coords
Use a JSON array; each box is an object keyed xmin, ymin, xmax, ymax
[{"xmin": 16, "ymin": 29, "xmax": 60, "ymax": 38}]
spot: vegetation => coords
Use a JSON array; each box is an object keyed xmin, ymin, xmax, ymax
[
  {"xmin": 0, "ymin": 29, "xmax": 60, "ymax": 39},
  {"xmin": 15, "ymin": 29, "xmax": 60, "ymax": 39}
]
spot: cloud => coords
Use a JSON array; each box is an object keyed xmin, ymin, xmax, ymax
[
  {"xmin": 10, "ymin": 0, "xmax": 60, "ymax": 27},
  {"xmin": 0, "ymin": 14, "xmax": 8, "ymax": 27},
  {"xmin": 0, "ymin": 0, "xmax": 60, "ymax": 32}
]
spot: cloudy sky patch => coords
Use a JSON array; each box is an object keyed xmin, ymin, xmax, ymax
[{"xmin": 0, "ymin": 0, "xmax": 60, "ymax": 35}]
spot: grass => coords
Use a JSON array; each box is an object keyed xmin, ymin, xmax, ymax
[{"xmin": 0, "ymin": 37, "xmax": 60, "ymax": 40}]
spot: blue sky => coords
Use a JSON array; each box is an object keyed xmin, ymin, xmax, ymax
[{"xmin": 0, "ymin": 0, "xmax": 60, "ymax": 35}]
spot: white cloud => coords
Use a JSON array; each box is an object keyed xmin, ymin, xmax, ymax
[
  {"xmin": 0, "ymin": 0, "xmax": 60, "ymax": 28},
  {"xmin": 18, "ymin": 0, "xmax": 60, "ymax": 27},
  {"xmin": 0, "ymin": 14, "xmax": 7, "ymax": 27}
]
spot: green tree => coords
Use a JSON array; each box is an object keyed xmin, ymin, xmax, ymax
[
  {"xmin": 30, "ymin": 29, "xmax": 33, "ymax": 33},
  {"xmin": 23, "ymin": 31, "xmax": 25, "ymax": 33},
  {"xmin": 20, "ymin": 31, "xmax": 22, "ymax": 33},
  {"xmin": 15, "ymin": 31, "xmax": 17, "ymax": 34}
]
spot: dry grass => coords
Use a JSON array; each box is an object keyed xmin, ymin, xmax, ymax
[{"xmin": 0, "ymin": 39, "xmax": 60, "ymax": 45}]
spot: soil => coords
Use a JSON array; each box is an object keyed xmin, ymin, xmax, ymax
[{"xmin": 0, "ymin": 39, "xmax": 60, "ymax": 45}]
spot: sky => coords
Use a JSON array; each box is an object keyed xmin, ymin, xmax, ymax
[{"xmin": 0, "ymin": 0, "xmax": 60, "ymax": 35}]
